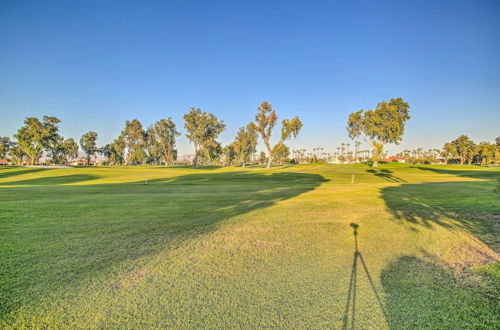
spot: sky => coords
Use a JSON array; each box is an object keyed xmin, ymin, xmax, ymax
[{"xmin": 1, "ymin": 0, "xmax": 499, "ymax": 156}]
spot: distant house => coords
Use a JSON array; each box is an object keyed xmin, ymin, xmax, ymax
[
  {"xmin": 70, "ymin": 158, "xmax": 99, "ymax": 166},
  {"xmin": 0, "ymin": 159, "xmax": 8, "ymax": 166},
  {"xmin": 381, "ymin": 156, "xmax": 405, "ymax": 163}
]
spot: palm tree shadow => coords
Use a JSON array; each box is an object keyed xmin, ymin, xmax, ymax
[
  {"xmin": 366, "ymin": 169, "xmax": 407, "ymax": 183},
  {"xmin": 342, "ymin": 223, "xmax": 388, "ymax": 329}
]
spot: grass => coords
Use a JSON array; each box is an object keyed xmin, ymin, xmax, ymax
[{"xmin": 0, "ymin": 163, "xmax": 499, "ymax": 328}]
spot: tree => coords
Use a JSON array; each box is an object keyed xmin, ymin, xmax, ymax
[
  {"xmin": 199, "ymin": 141, "xmax": 222, "ymax": 164},
  {"xmin": 254, "ymin": 101, "xmax": 303, "ymax": 169},
  {"xmin": 477, "ymin": 141, "xmax": 495, "ymax": 165},
  {"xmin": 15, "ymin": 116, "xmax": 62, "ymax": 165},
  {"xmin": 183, "ymin": 108, "xmax": 225, "ymax": 168},
  {"xmin": 120, "ymin": 119, "xmax": 146, "ymax": 165},
  {"xmin": 222, "ymin": 144, "xmax": 236, "ymax": 166},
  {"xmin": 0, "ymin": 137, "xmax": 12, "ymax": 159},
  {"xmin": 8, "ymin": 142, "xmax": 25, "ymax": 165},
  {"xmin": 449, "ymin": 135, "xmax": 476, "ymax": 165},
  {"xmin": 233, "ymin": 123, "xmax": 258, "ymax": 167},
  {"xmin": 102, "ymin": 136, "xmax": 126, "ymax": 165},
  {"xmin": 62, "ymin": 138, "xmax": 79, "ymax": 162},
  {"xmin": 48, "ymin": 135, "xmax": 65, "ymax": 164},
  {"xmin": 80, "ymin": 131, "xmax": 98, "ymax": 165},
  {"xmin": 146, "ymin": 118, "xmax": 180, "ymax": 166},
  {"xmin": 347, "ymin": 98, "xmax": 410, "ymax": 167},
  {"xmin": 258, "ymin": 151, "xmax": 267, "ymax": 164},
  {"xmin": 272, "ymin": 142, "xmax": 290, "ymax": 164}
]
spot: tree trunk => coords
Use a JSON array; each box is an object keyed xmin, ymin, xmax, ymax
[
  {"xmin": 192, "ymin": 147, "xmax": 198, "ymax": 168},
  {"xmin": 372, "ymin": 160, "xmax": 379, "ymax": 167},
  {"xmin": 264, "ymin": 140, "xmax": 273, "ymax": 170},
  {"xmin": 266, "ymin": 155, "xmax": 274, "ymax": 170}
]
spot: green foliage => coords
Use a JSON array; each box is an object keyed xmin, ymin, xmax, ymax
[
  {"xmin": 347, "ymin": 98, "xmax": 410, "ymax": 166},
  {"xmin": 15, "ymin": 116, "xmax": 62, "ymax": 165},
  {"xmin": 477, "ymin": 141, "xmax": 496, "ymax": 165},
  {"xmin": 62, "ymin": 138, "xmax": 79, "ymax": 162},
  {"xmin": 120, "ymin": 119, "xmax": 146, "ymax": 165},
  {"xmin": 254, "ymin": 101, "xmax": 302, "ymax": 169},
  {"xmin": 183, "ymin": 108, "xmax": 225, "ymax": 167},
  {"xmin": 271, "ymin": 142, "xmax": 290, "ymax": 164},
  {"xmin": 146, "ymin": 118, "xmax": 180, "ymax": 165},
  {"xmin": 222, "ymin": 144, "xmax": 236, "ymax": 165},
  {"xmin": 447, "ymin": 135, "xmax": 477, "ymax": 165},
  {"xmin": 79, "ymin": 131, "xmax": 98, "ymax": 165},
  {"xmin": 102, "ymin": 136, "xmax": 126, "ymax": 165},
  {"xmin": 0, "ymin": 137, "xmax": 12, "ymax": 159},
  {"xmin": 233, "ymin": 123, "xmax": 258, "ymax": 167}
]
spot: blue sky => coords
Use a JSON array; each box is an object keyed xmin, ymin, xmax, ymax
[{"xmin": 1, "ymin": 0, "xmax": 499, "ymax": 155}]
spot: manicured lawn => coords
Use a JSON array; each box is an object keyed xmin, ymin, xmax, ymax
[{"xmin": 0, "ymin": 164, "xmax": 499, "ymax": 328}]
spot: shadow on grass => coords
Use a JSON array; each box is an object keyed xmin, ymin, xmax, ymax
[
  {"xmin": 342, "ymin": 223, "xmax": 387, "ymax": 329},
  {"xmin": 0, "ymin": 174, "xmax": 99, "ymax": 186},
  {"xmin": 0, "ymin": 171, "xmax": 327, "ymax": 319},
  {"xmin": 381, "ymin": 179, "xmax": 500, "ymax": 251},
  {"xmin": 366, "ymin": 169, "xmax": 407, "ymax": 183},
  {"xmin": 414, "ymin": 166, "xmax": 500, "ymax": 180},
  {"xmin": 381, "ymin": 256, "xmax": 499, "ymax": 329},
  {"xmin": 0, "ymin": 168, "xmax": 51, "ymax": 180}
]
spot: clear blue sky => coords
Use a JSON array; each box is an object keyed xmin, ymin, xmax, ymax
[{"xmin": 1, "ymin": 0, "xmax": 499, "ymax": 155}]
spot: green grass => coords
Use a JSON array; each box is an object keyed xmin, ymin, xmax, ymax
[{"xmin": 0, "ymin": 163, "xmax": 499, "ymax": 328}]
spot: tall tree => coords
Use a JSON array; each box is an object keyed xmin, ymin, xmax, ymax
[
  {"xmin": 80, "ymin": 131, "xmax": 98, "ymax": 166},
  {"xmin": 146, "ymin": 118, "xmax": 180, "ymax": 166},
  {"xmin": 222, "ymin": 144, "xmax": 236, "ymax": 166},
  {"xmin": 477, "ymin": 142, "xmax": 495, "ymax": 165},
  {"xmin": 48, "ymin": 135, "xmax": 65, "ymax": 165},
  {"xmin": 347, "ymin": 98, "xmax": 410, "ymax": 167},
  {"xmin": 183, "ymin": 108, "xmax": 225, "ymax": 168},
  {"xmin": 254, "ymin": 101, "xmax": 303, "ymax": 169},
  {"xmin": 0, "ymin": 137, "xmax": 12, "ymax": 159},
  {"xmin": 15, "ymin": 116, "xmax": 62, "ymax": 165},
  {"xmin": 8, "ymin": 142, "xmax": 25, "ymax": 165},
  {"xmin": 102, "ymin": 136, "xmax": 126, "ymax": 165},
  {"xmin": 258, "ymin": 151, "xmax": 267, "ymax": 164},
  {"xmin": 120, "ymin": 119, "xmax": 146, "ymax": 165},
  {"xmin": 62, "ymin": 138, "xmax": 79, "ymax": 162},
  {"xmin": 449, "ymin": 135, "xmax": 477, "ymax": 165},
  {"xmin": 233, "ymin": 123, "xmax": 258, "ymax": 167},
  {"xmin": 271, "ymin": 142, "xmax": 290, "ymax": 165}
]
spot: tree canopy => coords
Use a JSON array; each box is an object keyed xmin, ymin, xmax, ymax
[
  {"xmin": 146, "ymin": 118, "xmax": 180, "ymax": 165},
  {"xmin": 254, "ymin": 101, "xmax": 302, "ymax": 169},
  {"xmin": 347, "ymin": 98, "xmax": 410, "ymax": 166},
  {"xmin": 15, "ymin": 116, "xmax": 62, "ymax": 165},
  {"xmin": 448, "ymin": 135, "xmax": 477, "ymax": 165},
  {"xmin": 80, "ymin": 131, "xmax": 98, "ymax": 165},
  {"xmin": 233, "ymin": 123, "xmax": 258, "ymax": 167},
  {"xmin": 183, "ymin": 108, "xmax": 225, "ymax": 168},
  {"xmin": 120, "ymin": 119, "xmax": 146, "ymax": 165}
]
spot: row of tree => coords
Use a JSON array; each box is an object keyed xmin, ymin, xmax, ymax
[
  {"xmin": 0, "ymin": 102, "xmax": 303, "ymax": 169},
  {"xmin": 2, "ymin": 97, "xmax": 497, "ymax": 168},
  {"xmin": 441, "ymin": 135, "xmax": 499, "ymax": 165},
  {"xmin": 391, "ymin": 137, "xmax": 499, "ymax": 165}
]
